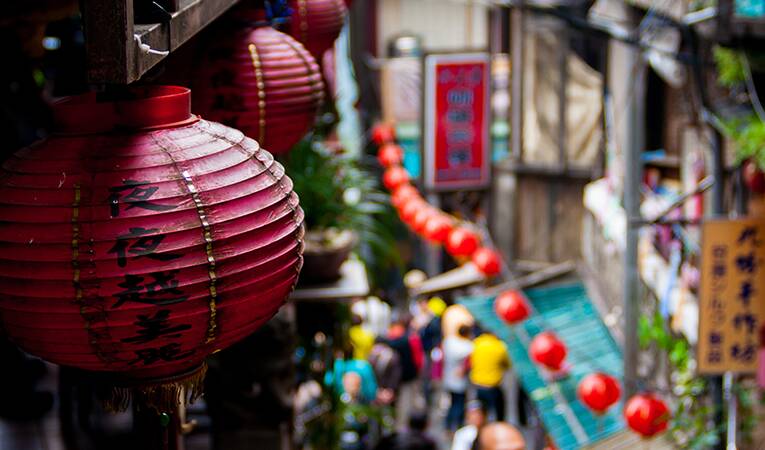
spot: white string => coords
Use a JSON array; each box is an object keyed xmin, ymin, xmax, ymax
[{"xmin": 134, "ymin": 34, "xmax": 170, "ymax": 56}]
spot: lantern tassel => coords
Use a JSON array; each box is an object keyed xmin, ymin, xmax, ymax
[{"xmin": 96, "ymin": 363, "xmax": 208, "ymax": 413}]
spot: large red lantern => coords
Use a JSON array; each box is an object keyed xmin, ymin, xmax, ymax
[
  {"xmin": 0, "ymin": 86, "xmax": 304, "ymax": 406},
  {"xmin": 446, "ymin": 227, "xmax": 479, "ymax": 257},
  {"xmin": 624, "ymin": 393, "xmax": 670, "ymax": 438},
  {"xmin": 495, "ymin": 290, "xmax": 530, "ymax": 324},
  {"xmin": 287, "ymin": 0, "xmax": 348, "ymax": 61},
  {"xmin": 472, "ymin": 247, "xmax": 502, "ymax": 276},
  {"xmin": 378, "ymin": 143, "xmax": 404, "ymax": 168},
  {"xmin": 577, "ymin": 373, "xmax": 621, "ymax": 414},
  {"xmin": 530, "ymin": 332, "xmax": 567, "ymax": 371},
  {"xmin": 423, "ymin": 215, "xmax": 453, "ymax": 243},
  {"xmin": 193, "ymin": 24, "xmax": 324, "ymax": 155}
]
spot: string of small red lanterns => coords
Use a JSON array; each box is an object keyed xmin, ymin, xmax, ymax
[
  {"xmin": 373, "ymin": 122, "xmax": 671, "ymax": 441},
  {"xmin": 372, "ymin": 123, "xmax": 502, "ymax": 277}
]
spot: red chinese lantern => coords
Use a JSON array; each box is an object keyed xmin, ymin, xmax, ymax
[
  {"xmin": 472, "ymin": 247, "xmax": 502, "ymax": 276},
  {"xmin": 371, "ymin": 123, "xmax": 395, "ymax": 145},
  {"xmin": 400, "ymin": 198, "xmax": 424, "ymax": 226},
  {"xmin": 391, "ymin": 184, "xmax": 419, "ymax": 209},
  {"xmin": 624, "ymin": 393, "xmax": 670, "ymax": 438},
  {"xmin": 423, "ymin": 215, "xmax": 453, "ymax": 243},
  {"xmin": 446, "ymin": 227, "xmax": 479, "ymax": 257},
  {"xmin": 495, "ymin": 290, "xmax": 530, "ymax": 324},
  {"xmin": 412, "ymin": 208, "xmax": 436, "ymax": 234},
  {"xmin": 0, "ymin": 86, "xmax": 304, "ymax": 408},
  {"xmin": 378, "ymin": 143, "xmax": 404, "ymax": 168},
  {"xmin": 193, "ymin": 24, "xmax": 324, "ymax": 155},
  {"xmin": 530, "ymin": 332, "xmax": 567, "ymax": 371},
  {"xmin": 383, "ymin": 166, "xmax": 410, "ymax": 191},
  {"xmin": 287, "ymin": 0, "xmax": 348, "ymax": 61},
  {"xmin": 743, "ymin": 160, "xmax": 765, "ymax": 194},
  {"xmin": 577, "ymin": 373, "xmax": 621, "ymax": 414}
]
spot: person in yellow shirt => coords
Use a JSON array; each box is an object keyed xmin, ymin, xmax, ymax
[
  {"xmin": 469, "ymin": 331, "xmax": 509, "ymax": 421},
  {"xmin": 349, "ymin": 314, "xmax": 375, "ymax": 360}
]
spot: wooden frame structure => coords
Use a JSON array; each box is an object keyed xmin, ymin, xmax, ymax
[{"xmin": 82, "ymin": 0, "xmax": 241, "ymax": 84}]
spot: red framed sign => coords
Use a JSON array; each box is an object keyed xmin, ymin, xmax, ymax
[{"xmin": 423, "ymin": 53, "xmax": 491, "ymax": 191}]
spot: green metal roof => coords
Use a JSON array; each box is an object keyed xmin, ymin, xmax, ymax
[{"xmin": 459, "ymin": 282, "xmax": 625, "ymax": 450}]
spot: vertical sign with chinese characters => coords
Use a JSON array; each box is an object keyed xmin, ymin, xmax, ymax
[
  {"xmin": 423, "ymin": 53, "xmax": 490, "ymax": 191},
  {"xmin": 698, "ymin": 219, "xmax": 765, "ymax": 374}
]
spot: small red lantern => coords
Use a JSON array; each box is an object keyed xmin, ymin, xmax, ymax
[
  {"xmin": 423, "ymin": 215, "xmax": 453, "ymax": 243},
  {"xmin": 530, "ymin": 332, "xmax": 567, "ymax": 371},
  {"xmin": 287, "ymin": 0, "xmax": 348, "ymax": 61},
  {"xmin": 391, "ymin": 184, "xmax": 419, "ymax": 209},
  {"xmin": 383, "ymin": 166, "xmax": 410, "ymax": 191},
  {"xmin": 0, "ymin": 86, "xmax": 304, "ymax": 409},
  {"xmin": 446, "ymin": 227, "xmax": 479, "ymax": 257},
  {"xmin": 372, "ymin": 123, "xmax": 395, "ymax": 145},
  {"xmin": 193, "ymin": 24, "xmax": 324, "ymax": 155},
  {"xmin": 577, "ymin": 373, "xmax": 621, "ymax": 414},
  {"xmin": 400, "ymin": 198, "xmax": 424, "ymax": 225},
  {"xmin": 412, "ymin": 208, "xmax": 436, "ymax": 234},
  {"xmin": 472, "ymin": 247, "xmax": 502, "ymax": 276},
  {"xmin": 495, "ymin": 290, "xmax": 530, "ymax": 324},
  {"xmin": 743, "ymin": 160, "xmax": 765, "ymax": 194},
  {"xmin": 378, "ymin": 143, "xmax": 404, "ymax": 168},
  {"xmin": 624, "ymin": 393, "xmax": 670, "ymax": 438}
]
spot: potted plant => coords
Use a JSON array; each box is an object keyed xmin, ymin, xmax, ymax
[{"xmin": 285, "ymin": 137, "xmax": 400, "ymax": 284}]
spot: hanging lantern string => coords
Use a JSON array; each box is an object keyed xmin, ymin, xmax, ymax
[{"xmin": 372, "ymin": 124, "xmax": 681, "ymax": 402}]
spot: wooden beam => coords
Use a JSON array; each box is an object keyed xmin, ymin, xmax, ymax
[
  {"xmin": 494, "ymin": 159, "xmax": 597, "ymax": 180},
  {"xmin": 83, "ymin": 0, "xmax": 133, "ymax": 84},
  {"xmin": 408, "ymin": 263, "xmax": 485, "ymax": 297},
  {"xmin": 513, "ymin": 259, "xmax": 553, "ymax": 273},
  {"xmin": 290, "ymin": 260, "xmax": 370, "ymax": 302},
  {"xmin": 482, "ymin": 260, "xmax": 576, "ymax": 296}
]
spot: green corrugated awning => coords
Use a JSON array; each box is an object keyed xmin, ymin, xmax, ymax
[{"xmin": 459, "ymin": 282, "xmax": 625, "ymax": 450}]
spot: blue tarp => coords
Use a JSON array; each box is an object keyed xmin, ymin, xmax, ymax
[{"xmin": 459, "ymin": 282, "xmax": 625, "ymax": 450}]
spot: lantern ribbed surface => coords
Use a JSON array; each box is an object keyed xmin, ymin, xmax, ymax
[
  {"xmin": 193, "ymin": 25, "xmax": 324, "ymax": 155},
  {"xmin": 287, "ymin": 0, "xmax": 347, "ymax": 61},
  {"xmin": 0, "ymin": 86, "xmax": 304, "ymax": 380}
]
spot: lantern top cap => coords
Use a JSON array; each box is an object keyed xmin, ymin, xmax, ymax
[{"xmin": 53, "ymin": 85, "xmax": 198, "ymax": 135}]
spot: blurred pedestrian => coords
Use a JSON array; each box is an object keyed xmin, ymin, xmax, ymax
[
  {"xmin": 451, "ymin": 400, "xmax": 486, "ymax": 450},
  {"xmin": 470, "ymin": 330, "xmax": 509, "ymax": 421},
  {"xmin": 472, "ymin": 422, "xmax": 525, "ymax": 450},
  {"xmin": 351, "ymin": 313, "xmax": 376, "ymax": 360},
  {"xmin": 417, "ymin": 297, "xmax": 444, "ymax": 407},
  {"xmin": 443, "ymin": 324, "xmax": 474, "ymax": 432},
  {"xmin": 374, "ymin": 413, "xmax": 436, "ymax": 450},
  {"xmin": 369, "ymin": 338, "xmax": 402, "ymax": 405},
  {"xmin": 326, "ymin": 346, "xmax": 379, "ymax": 404},
  {"xmin": 384, "ymin": 313, "xmax": 425, "ymax": 430}
]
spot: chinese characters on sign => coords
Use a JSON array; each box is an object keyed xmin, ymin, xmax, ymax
[
  {"xmin": 698, "ymin": 219, "xmax": 765, "ymax": 374},
  {"xmin": 423, "ymin": 53, "xmax": 490, "ymax": 191}
]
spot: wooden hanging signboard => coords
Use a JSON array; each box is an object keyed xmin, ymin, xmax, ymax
[{"xmin": 697, "ymin": 218, "xmax": 765, "ymax": 374}]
